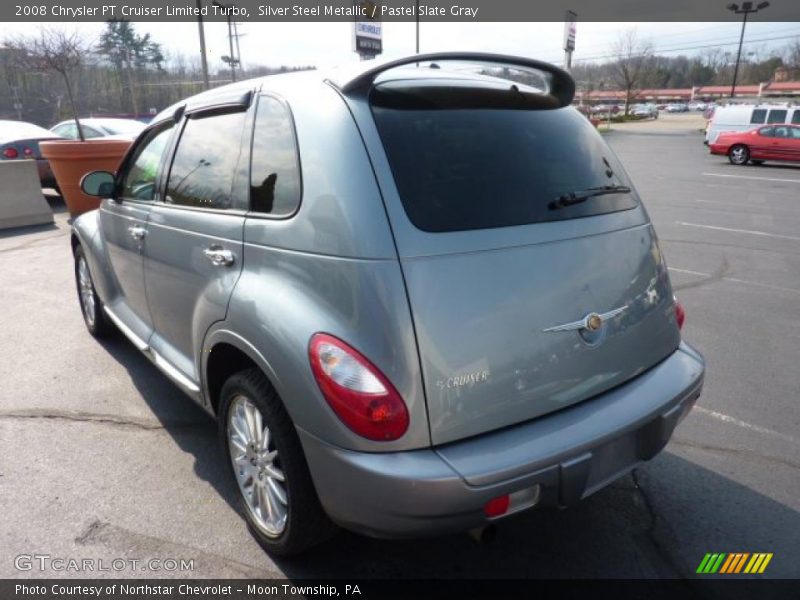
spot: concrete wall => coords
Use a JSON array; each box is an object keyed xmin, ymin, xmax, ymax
[{"xmin": 0, "ymin": 161, "xmax": 54, "ymax": 230}]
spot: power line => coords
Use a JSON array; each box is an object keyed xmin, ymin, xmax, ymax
[
  {"xmin": 537, "ymin": 24, "xmax": 800, "ymax": 63},
  {"xmin": 541, "ymin": 32, "xmax": 799, "ymax": 64}
]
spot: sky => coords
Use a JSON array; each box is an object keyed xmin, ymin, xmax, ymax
[{"xmin": 10, "ymin": 21, "xmax": 800, "ymax": 71}]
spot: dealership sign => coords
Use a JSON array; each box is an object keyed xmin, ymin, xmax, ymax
[
  {"xmin": 353, "ymin": 1, "xmax": 383, "ymax": 57},
  {"xmin": 563, "ymin": 10, "xmax": 577, "ymax": 51}
]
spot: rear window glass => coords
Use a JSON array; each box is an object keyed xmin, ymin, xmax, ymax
[
  {"xmin": 750, "ymin": 109, "xmax": 767, "ymax": 124},
  {"xmin": 372, "ymin": 105, "xmax": 638, "ymax": 232},
  {"xmin": 249, "ymin": 96, "xmax": 302, "ymax": 216},
  {"xmin": 767, "ymin": 109, "xmax": 787, "ymax": 124}
]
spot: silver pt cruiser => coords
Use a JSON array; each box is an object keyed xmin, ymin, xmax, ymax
[{"xmin": 72, "ymin": 53, "xmax": 705, "ymax": 555}]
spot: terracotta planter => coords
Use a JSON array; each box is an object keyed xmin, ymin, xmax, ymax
[
  {"xmin": 40, "ymin": 139, "xmax": 132, "ymax": 218},
  {"xmin": 590, "ymin": 117, "xmax": 601, "ymax": 128}
]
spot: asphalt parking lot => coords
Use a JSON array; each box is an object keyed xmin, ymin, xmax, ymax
[{"xmin": 1, "ymin": 116, "xmax": 798, "ymax": 580}]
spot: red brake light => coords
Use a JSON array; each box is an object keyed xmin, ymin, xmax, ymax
[
  {"xmin": 309, "ymin": 333, "xmax": 409, "ymax": 441},
  {"xmin": 23, "ymin": 146, "xmax": 34, "ymax": 157},
  {"xmin": 2, "ymin": 147, "xmax": 18, "ymax": 159},
  {"xmin": 674, "ymin": 296, "xmax": 686, "ymax": 330},
  {"xmin": 484, "ymin": 495, "xmax": 510, "ymax": 518}
]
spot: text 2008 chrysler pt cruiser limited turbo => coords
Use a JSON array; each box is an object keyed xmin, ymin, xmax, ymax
[{"xmin": 71, "ymin": 53, "xmax": 705, "ymax": 555}]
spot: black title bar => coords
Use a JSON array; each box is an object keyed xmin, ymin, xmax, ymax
[{"xmin": 4, "ymin": 0, "xmax": 800, "ymax": 22}]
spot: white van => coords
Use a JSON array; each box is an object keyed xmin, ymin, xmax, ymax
[{"xmin": 705, "ymin": 104, "xmax": 800, "ymax": 144}]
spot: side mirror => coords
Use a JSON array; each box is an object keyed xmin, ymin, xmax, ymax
[{"xmin": 80, "ymin": 171, "xmax": 115, "ymax": 198}]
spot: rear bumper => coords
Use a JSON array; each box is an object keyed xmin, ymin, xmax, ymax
[{"xmin": 299, "ymin": 342, "xmax": 704, "ymax": 538}]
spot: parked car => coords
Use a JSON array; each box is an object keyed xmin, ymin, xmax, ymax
[
  {"xmin": 665, "ymin": 103, "xmax": 689, "ymax": 113},
  {"xmin": 705, "ymin": 103, "xmax": 799, "ymax": 144},
  {"xmin": 591, "ymin": 104, "xmax": 619, "ymax": 114},
  {"xmin": 71, "ymin": 53, "xmax": 705, "ymax": 556},
  {"xmin": 50, "ymin": 118, "xmax": 146, "ymax": 140},
  {"xmin": 631, "ymin": 104, "xmax": 658, "ymax": 119},
  {"xmin": 688, "ymin": 102, "xmax": 707, "ymax": 111},
  {"xmin": 0, "ymin": 120, "xmax": 63, "ymax": 188},
  {"xmin": 709, "ymin": 124, "xmax": 800, "ymax": 165}
]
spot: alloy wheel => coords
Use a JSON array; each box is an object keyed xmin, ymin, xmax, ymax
[
  {"xmin": 77, "ymin": 256, "xmax": 96, "ymax": 327},
  {"xmin": 227, "ymin": 395, "xmax": 288, "ymax": 537},
  {"xmin": 730, "ymin": 146, "xmax": 748, "ymax": 165}
]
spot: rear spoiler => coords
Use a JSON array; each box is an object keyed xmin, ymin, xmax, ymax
[{"xmin": 329, "ymin": 52, "xmax": 575, "ymax": 107}]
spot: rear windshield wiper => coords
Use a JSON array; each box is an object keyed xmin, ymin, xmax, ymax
[{"xmin": 549, "ymin": 185, "xmax": 631, "ymax": 210}]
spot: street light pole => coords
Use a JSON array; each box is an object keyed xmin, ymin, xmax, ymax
[
  {"xmin": 415, "ymin": 0, "xmax": 419, "ymax": 54},
  {"xmin": 196, "ymin": 0, "xmax": 210, "ymax": 90},
  {"xmin": 726, "ymin": 1, "xmax": 769, "ymax": 98}
]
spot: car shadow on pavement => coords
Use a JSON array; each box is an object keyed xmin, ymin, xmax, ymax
[
  {"xmin": 91, "ymin": 335, "xmax": 799, "ymax": 579},
  {"xmin": 95, "ymin": 335, "xmax": 241, "ymax": 515},
  {"xmin": 271, "ymin": 452, "xmax": 799, "ymax": 579}
]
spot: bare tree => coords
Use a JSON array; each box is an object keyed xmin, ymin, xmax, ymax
[
  {"xmin": 4, "ymin": 28, "xmax": 90, "ymax": 140},
  {"xmin": 783, "ymin": 37, "xmax": 800, "ymax": 69},
  {"xmin": 610, "ymin": 29, "xmax": 654, "ymax": 116}
]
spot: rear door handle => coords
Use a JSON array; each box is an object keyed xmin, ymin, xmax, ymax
[
  {"xmin": 128, "ymin": 225, "xmax": 147, "ymax": 240},
  {"xmin": 203, "ymin": 246, "xmax": 235, "ymax": 267}
]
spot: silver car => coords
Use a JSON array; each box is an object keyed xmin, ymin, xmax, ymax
[{"xmin": 72, "ymin": 53, "xmax": 705, "ymax": 556}]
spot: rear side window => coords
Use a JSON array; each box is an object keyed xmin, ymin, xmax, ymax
[
  {"xmin": 750, "ymin": 109, "xmax": 767, "ymax": 124},
  {"xmin": 165, "ymin": 111, "xmax": 246, "ymax": 210},
  {"xmin": 53, "ymin": 123, "xmax": 77, "ymax": 138},
  {"xmin": 791, "ymin": 111, "xmax": 800, "ymax": 125},
  {"xmin": 372, "ymin": 105, "xmax": 637, "ymax": 232},
  {"xmin": 249, "ymin": 96, "xmax": 302, "ymax": 216},
  {"xmin": 767, "ymin": 109, "xmax": 787, "ymax": 124},
  {"xmin": 773, "ymin": 126, "xmax": 791, "ymax": 138}
]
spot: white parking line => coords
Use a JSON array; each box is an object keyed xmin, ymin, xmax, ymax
[
  {"xmin": 702, "ymin": 172, "xmax": 800, "ymax": 184},
  {"xmin": 723, "ymin": 277, "xmax": 800, "ymax": 295},
  {"xmin": 668, "ymin": 267, "xmax": 800, "ymax": 295},
  {"xmin": 669, "ymin": 267, "xmax": 709, "ymax": 277},
  {"xmin": 694, "ymin": 406, "xmax": 800, "ymax": 446},
  {"xmin": 677, "ymin": 222, "xmax": 800, "ymax": 242}
]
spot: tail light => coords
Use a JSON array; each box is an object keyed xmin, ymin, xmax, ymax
[
  {"xmin": 23, "ymin": 146, "xmax": 34, "ymax": 157},
  {"xmin": 674, "ymin": 296, "xmax": 686, "ymax": 330},
  {"xmin": 2, "ymin": 147, "xmax": 18, "ymax": 159},
  {"xmin": 309, "ymin": 333, "xmax": 409, "ymax": 441}
]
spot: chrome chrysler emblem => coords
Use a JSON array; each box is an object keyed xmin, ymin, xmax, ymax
[{"xmin": 542, "ymin": 305, "xmax": 628, "ymax": 333}]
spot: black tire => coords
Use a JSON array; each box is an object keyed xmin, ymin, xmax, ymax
[
  {"xmin": 74, "ymin": 245, "xmax": 114, "ymax": 337},
  {"xmin": 751, "ymin": 159, "xmax": 764, "ymax": 166},
  {"xmin": 728, "ymin": 144, "xmax": 750, "ymax": 166},
  {"xmin": 219, "ymin": 368, "xmax": 336, "ymax": 556}
]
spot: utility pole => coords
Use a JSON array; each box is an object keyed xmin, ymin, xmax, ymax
[
  {"xmin": 196, "ymin": 0, "xmax": 210, "ymax": 90},
  {"xmin": 233, "ymin": 21, "xmax": 244, "ymax": 74},
  {"xmin": 213, "ymin": 0, "xmax": 237, "ymax": 82},
  {"xmin": 727, "ymin": 1, "xmax": 770, "ymax": 98}
]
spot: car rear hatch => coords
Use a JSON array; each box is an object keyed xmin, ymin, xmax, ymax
[{"xmin": 365, "ymin": 72, "xmax": 682, "ymax": 445}]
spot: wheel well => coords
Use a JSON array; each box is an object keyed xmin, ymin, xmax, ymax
[
  {"xmin": 70, "ymin": 233, "xmax": 81, "ymax": 255},
  {"xmin": 205, "ymin": 343, "xmax": 260, "ymax": 416}
]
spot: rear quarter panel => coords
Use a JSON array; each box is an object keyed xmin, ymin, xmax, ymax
[{"xmin": 215, "ymin": 78, "xmax": 430, "ymax": 452}]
